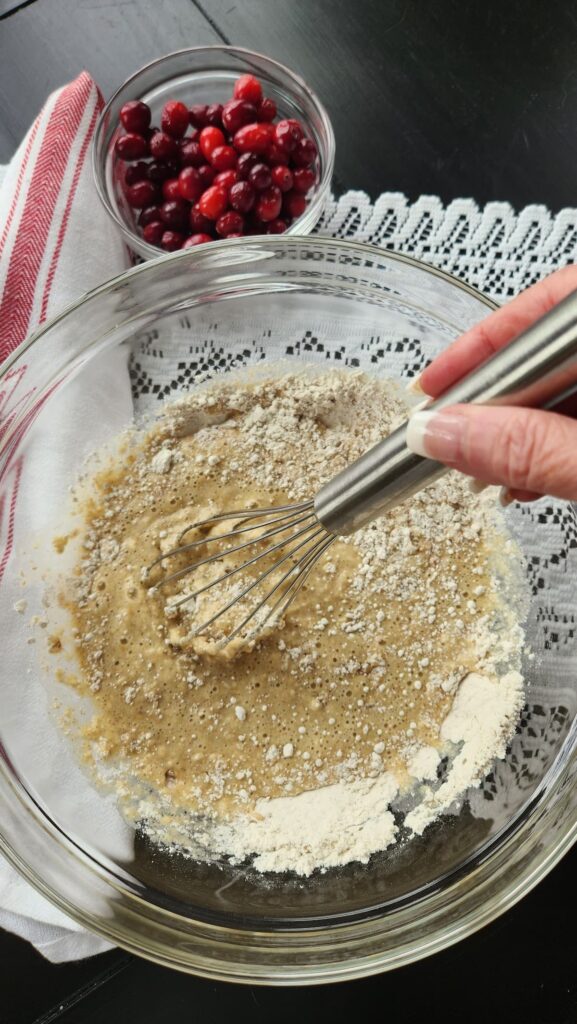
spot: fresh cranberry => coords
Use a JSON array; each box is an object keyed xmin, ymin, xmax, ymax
[
  {"xmin": 254, "ymin": 185, "xmax": 282, "ymax": 222},
  {"xmin": 271, "ymin": 164, "xmax": 293, "ymax": 192},
  {"xmin": 125, "ymin": 180, "xmax": 158, "ymax": 208},
  {"xmin": 229, "ymin": 180, "xmax": 255, "ymax": 213},
  {"xmin": 210, "ymin": 144, "xmax": 237, "ymax": 171},
  {"xmin": 233, "ymin": 122, "xmax": 274, "ymax": 154},
  {"xmin": 160, "ymin": 199, "xmax": 189, "ymax": 229},
  {"xmin": 197, "ymin": 164, "xmax": 215, "ymax": 189},
  {"xmin": 233, "ymin": 74, "xmax": 263, "ymax": 106},
  {"xmin": 248, "ymin": 162, "xmax": 272, "ymax": 191},
  {"xmin": 206, "ymin": 103, "xmax": 223, "ymax": 127},
  {"xmin": 215, "ymin": 211, "xmax": 244, "ymax": 237},
  {"xmin": 138, "ymin": 205, "xmax": 163, "ymax": 227},
  {"xmin": 149, "ymin": 131, "xmax": 179, "ymax": 161},
  {"xmin": 124, "ymin": 161, "xmax": 149, "ymax": 186},
  {"xmin": 198, "ymin": 185, "xmax": 229, "ymax": 220},
  {"xmin": 213, "ymin": 169, "xmax": 238, "ymax": 190},
  {"xmin": 177, "ymin": 166, "xmax": 202, "ymax": 202},
  {"xmin": 259, "ymin": 97, "xmax": 277, "ymax": 122},
  {"xmin": 120, "ymin": 100, "xmax": 151, "ymax": 135},
  {"xmin": 142, "ymin": 221, "xmax": 164, "ymax": 246},
  {"xmin": 147, "ymin": 159, "xmax": 178, "ymax": 183},
  {"xmin": 283, "ymin": 190, "xmax": 306, "ymax": 220},
  {"xmin": 292, "ymin": 167, "xmax": 316, "ymax": 194},
  {"xmin": 115, "ymin": 132, "xmax": 148, "ymax": 160},
  {"xmin": 200, "ymin": 126, "xmax": 226, "ymax": 161},
  {"xmin": 183, "ymin": 233, "xmax": 213, "ymax": 247},
  {"xmin": 189, "ymin": 104, "xmax": 210, "ymax": 128},
  {"xmin": 236, "ymin": 152, "xmax": 259, "ymax": 179},
  {"xmin": 274, "ymin": 119, "xmax": 302, "ymax": 153},
  {"xmin": 222, "ymin": 99, "xmax": 258, "ymax": 134},
  {"xmin": 161, "ymin": 100, "xmax": 189, "ymax": 138},
  {"xmin": 292, "ymin": 137, "xmax": 318, "ymax": 168},
  {"xmin": 267, "ymin": 142, "xmax": 289, "ymax": 165},
  {"xmin": 162, "ymin": 178, "xmax": 181, "ymax": 201},
  {"xmin": 180, "ymin": 140, "xmax": 204, "ymax": 168},
  {"xmin": 266, "ymin": 218, "xmax": 288, "ymax": 234},
  {"xmin": 190, "ymin": 206, "xmax": 212, "ymax": 233},
  {"xmin": 161, "ymin": 230, "xmax": 184, "ymax": 251}
]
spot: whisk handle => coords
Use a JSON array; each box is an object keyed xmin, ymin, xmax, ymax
[{"xmin": 315, "ymin": 287, "xmax": 577, "ymax": 535}]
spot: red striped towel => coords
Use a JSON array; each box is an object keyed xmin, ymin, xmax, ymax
[{"xmin": 0, "ymin": 72, "xmax": 129, "ymax": 963}]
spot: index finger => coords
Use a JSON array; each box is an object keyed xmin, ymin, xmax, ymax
[{"xmin": 418, "ymin": 265, "xmax": 577, "ymax": 398}]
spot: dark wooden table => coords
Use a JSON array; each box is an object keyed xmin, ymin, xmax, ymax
[{"xmin": 1, "ymin": 1, "xmax": 577, "ymax": 1021}]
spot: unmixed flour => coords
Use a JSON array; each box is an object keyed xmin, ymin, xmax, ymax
[{"xmin": 45, "ymin": 368, "xmax": 528, "ymax": 876}]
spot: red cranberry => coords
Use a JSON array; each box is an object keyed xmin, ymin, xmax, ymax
[
  {"xmin": 248, "ymin": 162, "xmax": 272, "ymax": 191},
  {"xmin": 254, "ymin": 185, "xmax": 282, "ymax": 222},
  {"xmin": 266, "ymin": 218, "xmax": 288, "ymax": 234},
  {"xmin": 124, "ymin": 161, "xmax": 149, "ymax": 186},
  {"xmin": 160, "ymin": 199, "xmax": 189, "ymax": 229},
  {"xmin": 259, "ymin": 97, "xmax": 277, "ymax": 122},
  {"xmin": 292, "ymin": 167, "xmax": 316, "ymax": 194},
  {"xmin": 198, "ymin": 185, "xmax": 229, "ymax": 220},
  {"xmin": 200, "ymin": 126, "xmax": 226, "ymax": 160},
  {"xmin": 236, "ymin": 152, "xmax": 259, "ymax": 179},
  {"xmin": 149, "ymin": 131, "xmax": 179, "ymax": 161},
  {"xmin": 267, "ymin": 142, "xmax": 289, "ymax": 165},
  {"xmin": 161, "ymin": 230, "xmax": 184, "ymax": 251},
  {"xmin": 215, "ymin": 211, "xmax": 244, "ymax": 237},
  {"xmin": 120, "ymin": 100, "xmax": 151, "ymax": 135},
  {"xmin": 197, "ymin": 164, "xmax": 215, "ymax": 189},
  {"xmin": 210, "ymin": 144, "xmax": 237, "ymax": 171},
  {"xmin": 292, "ymin": 137, "xmax": 318, "ymax": 168},
  {"xmin": 274, "ymin": 119, "xmax": 302, "ymax": 153},
  {"xmin": 233, "ymin": 122, "xmax": 275, "ymax": 154},
  {"xmin": 115, "ymin": 132, "xmax": 148, "ymax": 160},
  {"xmin": 233, "ymin": 74, "xmax": 263, "ymax": 106},
  {"xmin": 190, "ymin": 206, "xmax": 212, "ymax": 233},
  {"xmin": 229, "ymin": 180, "xmax": 255, "ymax": 213},
  {"xmin": 125, "ymin": 180, "xmax": 158, "ymax": 208},
  {"xmin": 206, "ymin": 103, "xmax": 223, "ymax": 127},
  {"xmin": 177, "ymin": 166, "xmax": 202, "ymax": 202},
  {"xmin": 180, "ymin": 140, "xmax": 204, "ymax": 167},
  {"xmin": 183, "ymin": 233, "xmax": 213, "ymax": 247},
  {"xmin": 142, "ymin": 221, "xmax": 164, "ymax": 246},
  {"xmin": 222, "ymin": 99, "xmax": 258, "ymax": 134},
  {"xmin": 138, "ymin": 205, "xmax": 163, "ymax": 227},
  {"xmin": 147, "ymin": 159, "xmax": 178, "ymax": 183},
  {"xmin": 271, "ymin": 164, "xmax": 293, "ymax": 192},
  {"xmin": 283, "ymin": 190, "xmax": 306, "ymax": 220},
  {"xmin": 161, "ymin": 100, "xmax": 189, "ymax": 138},
  {"xmin": 189, "ymin": 104, "xmax": 209, "ymax": 128},
  {"xmin": 162, "ymin": 178, "xmax": 182, "ymax": 201},
  {"xmin": 213, "ymin": 169, "xmax": 238, "ymax": 190}
]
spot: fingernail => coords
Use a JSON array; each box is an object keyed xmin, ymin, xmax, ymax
[
  {"xmin": 468, "ymin": 479, "xmax": 490, "ymax": 494},
  {"xmin": 405, "ymin": 409, "xmax": 464, "ymax": 461},
  {"xmin": 499, "ymin": 487, "xmax": 513, "ymax": 507},
  {"xmin": 406, "ymin": 375, "xmax": 426, "ymax": 395}
]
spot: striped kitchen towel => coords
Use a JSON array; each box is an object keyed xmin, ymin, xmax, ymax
[{"xmin": 0, "ymin": 72, "xmax": 129, "ymax": 962}]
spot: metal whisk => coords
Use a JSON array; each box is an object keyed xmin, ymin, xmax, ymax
[{"xmin": 146, "ymin": 288, "xmax": 577, "ymax": 644}]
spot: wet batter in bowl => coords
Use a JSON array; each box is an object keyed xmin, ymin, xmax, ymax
[{"xmin": 51, "ymin": 370, "xmax": 527, "ymax": 874}]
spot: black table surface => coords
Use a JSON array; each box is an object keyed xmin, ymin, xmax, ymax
[{"xmin": 1, "ymin": 1, "xmax": 576, "ymax": 1021}]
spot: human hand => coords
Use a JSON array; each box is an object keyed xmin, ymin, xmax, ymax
[{"xmin": 406, "ymin": 265, "xmax": 577, "ymax": 503}]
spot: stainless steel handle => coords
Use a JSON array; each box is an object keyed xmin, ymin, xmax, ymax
[{"xmin": 316, "ymin": 287, "xmax": 577, "ymax": 535}]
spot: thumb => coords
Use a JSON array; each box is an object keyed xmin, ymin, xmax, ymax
[{"xmin": 406, "ymin": 403, "xmax": 577, "ymax": 500}]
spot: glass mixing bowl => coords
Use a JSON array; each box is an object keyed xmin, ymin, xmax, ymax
[
  {"xmin": 92, "ymin": 47, "xmax": 334, "ymax": 260},
  {"xmin": 1, "ymin": 238, "xmax": 576, "ymax": 984}
]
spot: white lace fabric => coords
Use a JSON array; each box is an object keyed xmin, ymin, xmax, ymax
[{"xmin": 317, "ymin": 190, "xmax": 577, "ymax": 303}]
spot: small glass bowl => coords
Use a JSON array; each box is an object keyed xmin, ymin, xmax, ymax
[{"xmin": 92, "ymin": 46, "xmax": 335, "ymax": 260}]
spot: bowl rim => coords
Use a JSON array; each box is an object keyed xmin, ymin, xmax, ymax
[
  {"xmin": 91, "ymin": 44, "xmax": 336, "ymax": 258},
  {"xmin": 4, "ymin": 236, "xmax": 575, "ymax": 984}
]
